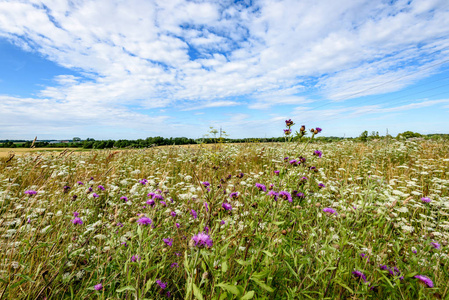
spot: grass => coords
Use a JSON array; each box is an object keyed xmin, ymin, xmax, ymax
[{"xmin": 0, "ymin": 133, "xmax": 448, "ymax": 299}]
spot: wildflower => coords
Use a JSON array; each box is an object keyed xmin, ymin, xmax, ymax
[
  {"xmin": 191, "ymin": 232, "xmax": 213, "ymax": 248},
  {"xmin": 153, "ymin": 194, "xmax": 164, "ymax": 200},
  {"xmin": 222, "ymin": 202, "xmax": 232, "ymax": 211},
  {"xmin": 90, "ymin": 177, "xmax": 94, "ymax": 181},
  {"xmin": 146, "ymin": 199, "xmax": 155, "ymax": 206},
  {"xmin": 170, "ymin": 211, "xmax": 176, "ymax": 217},
  {"xmin": 431, "ymin": 242, "xmax": 441, "ymax": 249},
  {"xmin": 131, "ymin": 255, "xmax": 140, "ymax": 262},
  {"xmin": 121, "ymin": 242, "xmax": 128, "ymax": 247},
  {"xmin": 202, "ymin": 181, "xmax": 210, "ymax": 187},
  {"xmin": 88, "ymin": 187, "xmax": 93, "ymax": 192},
  {"xmin": 414, "ymin": 275, "xmax": 434, "ymax": 287},
  {"xmin": 25, "ymin": 190, "xmax": 37, "ymax": 195},
  {"xmin": 279, "ymin": 191, "xmax": 292, "ymax": 202},
  {"xmin": 255, "ymin": 183, "xmax": 266, "ymax": 192},
  {"xmin": 190, "ymin": 209, "xmax": 198, "ymax": 219},
  {"xmin": 313, "ymin": 150, "xmax": 322, "ymax": 158},
  {"xmin": 318, "ymin": 183, "xmax": 325, "ymax": 189},
  {"xmin": 285, "ymin": 119, "xmax": 294, "ymax": 127},
  {"xmin": 63, "ymin": 185, "xmax": 71, "ymax": 193},
  {"xmin": 289, "ymin": 159, "xmax": 298, "ymax": 166},
  {"xmin": 147, "ymin": 192, "xmax": 155, "ymax": 198},
  {"xmin": 120, "ymin": 196, "xmax": 128, "ymax": 202},
  {"xmin": 94, "ymin": 283, "xmax": 103, "ymax": 291},
  {"xmin": 236, "ymin": 172, "xmax": 244, "ymax": 178},
  {"xmin": 274, "ymin": 170, "xmax": 280, "ymax": 175},
  {"xmin": 296, "ymin": 192, "xmax": 305, "ymax": 198},
  {"xmin": 166, "ymin": 291, "xmax": 171, "ymax": 298},
  {"xmin": 117, "ymin": 222, "xmax": 123, "ymax": 227},
  {"xmin": 139, "ymin": 179, "xmax": 148, "ymax": 185},
  {"xmin": 92, "ymin": 193, "xmax": 99, "ymax": 198},
  {"xmin": 284, "ymin": 129, "xmax": 292, "ymax": 135},
  {"xmin": 323, "ymin": 207, "xmax": 337, "ymax": 215},
  {"xmin": 77, "ymin": 181, "xmax": 84, "ymax": 185},
  {"xmin": 412, "ymin": 247, "xmax": 417, "ymax": 254},
  {"xmin": 72, "ymin": 217, "xmax": 83, "ymax": 225},
  {"xmin": 229, "ymin": 192, "xmax": 239, "ymax": 199},
  {"xmin": 300, "ymin": 125, "xmax": 305, "ymax": 132},
  {"xmin": 27, "ymin": 218, "xmax": 31, "ymax": 224},
  {"xmin": 204, "ymin": 226, "xmax": 210, "ymax": 233},
  {"xmin": 163, "ymin": 238, "xmax": 173, "ymax": 247},
  {"xmin": 160, "ymin": 201, "xmax": 167, "ymax": 207},
  {"xmin": 352, "ymin": 270, "xmax": 367, "ymax": 282},
  {"xmin": 73, "ymin": 211, "xmax": 79, "ymax": 217},
  {"xmin": 72, "ymin": 195, "xmax": 78, "ymax": 200},
  {"xmin": 137, "ymin": 217, "xmax": 152, "ymax": 226},
  {"xmin": 204, "ymin": 202, "xmax": 209, "ymax": 212},
  {"xmin": 176, "ymin": 223, "xmax": 180, "ymax": 228},
  {"xmin": 315, "ymin": 127, "xmax": 322, "ymax": 133},
  {"xmin": 268, "ymin": 190, "xmax": 278, "ymax": 201},
  {"xmin": 284, "ymin": 157, "xmax": 289, "ymax": 162},
  {"xmin": 98, "ymin": 185, "xmax": 105, "ymax": 191},
  {"xmin": 269, "ymin": 184, "xmax": 274, "ymax": 190},
  {"xmin": 221, "ymin": 220, "xmax": 226, "ymax": 225},
  {"xmin": 171, "ymin": 262, "xmax": 179, "ymax": 268},
  {"xmin": 156, "ymin": 279, "xmax": 167, "ymax": 289},
  {"xmin": 421, "ymin": 197, "xmax": 431, "ymax": 203}
]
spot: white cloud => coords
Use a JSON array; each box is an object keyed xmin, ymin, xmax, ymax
[{"xmin": 0, "ymin": 0, "xmax": 449, "ymax": 137}]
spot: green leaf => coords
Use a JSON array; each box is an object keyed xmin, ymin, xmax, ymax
[
  {"xmin": 241, "ymin": 291, "xmax": 255, "ymax": 299},
  {"xmin": 193, "ymin": 283, "xmax": 204, "ymax": 300},
  {"xmin": 262, "ymin": 251, "xmax": 273, "ymax": 257},
  {"xmin": 18, "ymin": 274, "xmax": 34, "ymax": 283},
  {"xmin": 334, "ymin": 279, "xmax": 354, "ymax": 294},
  {"xmin": 222, "ymin": 261, "xmax": 228, "ymax": 273},
  {"xmin": 250, "ymin": 277, "xmax": 274, "ymax": 292},
  {"xmin": 272, "ymin": 221, "xmax": 285, "ymax": 226},
  {"xmin": 116, "ymin": 285, "xmax": 136, "ymax": 293},
  {"xmin": 68, "ymin": 248, "xmax": 84, "ymax": 258},
  {"xmin": 144, "ymin": 279, "xmax": 154, "ymax": 294},
  {"xmin": 216, "ymin": 283, "xmax": 241, "ymax": 295},
  {"xmin": 251, "ymin": 270, "xmax": 270, "ymax": 280},
  {"xmin": 235, "ymin": 259, "xmax": 250, "ymax": 266}
]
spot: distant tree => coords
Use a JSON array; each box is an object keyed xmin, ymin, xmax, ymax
[
  {"xmin": 73, "ymin": 137, "xmax": 81, "ymax": 142},
  {"xmin": 359, "ymin": 130, "xmax": 368, "ymax": 142}
]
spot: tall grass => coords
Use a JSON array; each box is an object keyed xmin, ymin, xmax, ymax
[{"xmin": 0, "ymin": 132, "xmax": 448, "ymax": 299}]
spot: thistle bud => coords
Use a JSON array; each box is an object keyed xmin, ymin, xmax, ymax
[{"xmin": 300, "ymin": 125, "xmax": 305, "ymax": 132}]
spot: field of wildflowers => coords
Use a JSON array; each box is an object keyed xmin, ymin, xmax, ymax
[{"xmin": 1, "ymin": 121, "xmax": 448, "ymax": 299}]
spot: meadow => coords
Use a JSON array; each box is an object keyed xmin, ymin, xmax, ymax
[{"xmin": 0, "ymin": 124, "xmax": 448, "ymax": 299}]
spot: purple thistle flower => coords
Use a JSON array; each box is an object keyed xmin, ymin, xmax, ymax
[
  {"xmin": 313, "ymin": 150, "xmax": 322, "ymax": 158},
  {"xmin": 24, "ymin": 190, "xmax": 37, "ymax": 195},
  {"xmin": 147, "ymin": 192, "xmax": 155, "ymax": 198},
  {"xmin": 63, "ymin": 185, "xmax": 71, "ymax": 193},
  {"xmin": 77, "ymin": 181, "xmax": 84, "ymax": 185},
  {"xmin": 176, "ymin": 223, "xmax": 180, "ymax": 228},
  {"xmin": 229, "ymin": 192, "xmax": 239, "ymax": 199},
  {"xmin": 190, "ymin": 209, "xmax": 198, "ymax": 219},
  {"xmin": 163, "ymin": 238, "xmax": 173, "ymax": 247},
  {"xmin": 72, "ymin": 217, "xmax": 83, "ymax": 225},
  {"xmin": 170, "ymin": 211, "xmax": 176, "ymax": 217},
  {"xmin": 120, "ymin": 196, "xmax": 128, "ymax": 202},
  {"xmin": 73, "ymin": 211, "xmax": 79, "ymax": 217},
  {"xmin": 166, "ymin": 291, "xmax": 171, "ymax": 298},
  {"xmin": 318, "ymin": 183, "xmax": 325, "ymax": 189},
  {"xmin": 139, "ymin": 179, "xmax": 148, "ymax": 185},
  {"xmin": 279, "ymin": 191, "xmax": 292, "ymax": 202},
  {"xmin": 323, "ymin": 207, "xmax": 337, "ymax": 215},
  {"xmin": 202, "ymin": 181, "xmax": 210, "ymax": 187},
  {"xmin": 90, "ymin": 177, "xmax": 94, "ymax": 181},
  {"xmin": 222, "ymin": 202, "xmax": 232, "ymax": 211},
  {"xmin": 27, "ymin": 218, "xmax": 31, "ymax": 224},
  {"xmin": 284, "ymin": 157, "xmax": 289, "ymax": 162},
  {"xmin": 92, "ymin": 193, "xmax": 99, "ymax": 198},
  {"xmin": 137, "ymin": 217, "xmax": 152, "ymax": 226},
  {"xmin": 88, "ymin": 187, "xmax": 93, "ymax": 192},
  {"xmin": 160, "ymin": 201, "xmax": 167, "ymax": 207},
  {"xmin": 204, "ymin": 226, "xmax": 210, "ymax": 233},
  {"xmin": 121, "ymin": 242, "xmax": 128, "ymax": 247},
  {"xmin": 98, "ymin": 185, "xmax": 105, "ymax": 191},
  {"xmin": 153, "ymin": 194, "xmax": 164, "ymax": 200},
  {"xmin": 131, "ymin": 255, "xmax": 140, "ymax": 262},
  {"xmin": 221, "ymin": 220, "xmax": 226, "ymax": 225},
  {"xmin": 289, "ymin": 159, "xmax": 298, "ymax": 166},
  {"xmin": 170, "ymin": 262, "xmax": 179, "ymax": 268},
  {"xmin": 268, "ymin": 190, "xmax": 278, "ymax": 201},
  {"xmin": 146, "ymin": 199, "xmax": 155, "ymax": 207},
  {"xmin": 94, "ymin": 283, "xmax": 103, "ymax": 291},
  {"xmin": 431, "ymin": 242, "xmax": 441, "ymax": 249},
  {"xmin": 421, "ymin": 197, "xmax": 431, "ymax": 203},
  {"xmin": 255, "ymin": 183, "xmax": 266, "ymax": 192},
  {"xmin": 352, "ymin": 270, "xmax": 367, "ymax": 282},
  {"xmin": 284, "ymin": 129, "xmax": 292, "ymax": 135},
  {"xmin": 285, "ymin": 119, "xmax": 294, "ymax": 127},
  {"xmin": 117, "ymin": 222, "xmax": 123, "ymax": 227},
  {"xmin": 414, "ymin": 275, "xmax": 434, "ymax": 287},
  {"xmin": 156, "ymin": 279, "xmax": 167, "ymax": 289},
  {"xmin": 274, "ymin": 170, "xmax": 280, "ymax": 175},
  {"xmin": 315, "ymin": 127, "xmax": 322, "ymax": 133},
  {"xmin": 296, "ymin": 192, "xmax": 305, "ymax": 198},
  {"xmin": 192, "ymin": 232, "xmax": 213, "ymax": 248},
  {"xmin": 204, "ymin": 202, "xmax": 209, "ymax": 212}
]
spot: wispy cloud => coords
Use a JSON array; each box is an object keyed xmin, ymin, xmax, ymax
[{"xmin": 0, "ymin": 0, "xmax": 449, "ymax": 137}]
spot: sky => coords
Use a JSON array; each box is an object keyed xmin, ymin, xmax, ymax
[{"xmin": 1, "ymin": 0, "xmax": 449, "ymax": 140}]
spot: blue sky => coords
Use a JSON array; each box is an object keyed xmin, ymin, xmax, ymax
[{"xmin": 1, "ymin": 0, "xmax": 449, "ymax": 140}]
